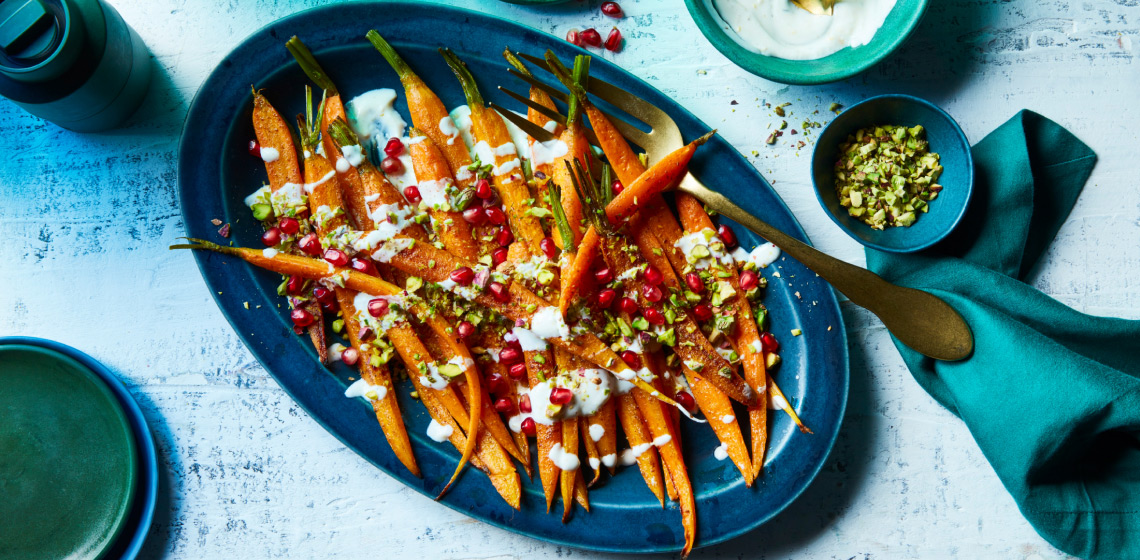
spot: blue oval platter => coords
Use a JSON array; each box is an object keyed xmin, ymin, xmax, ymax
[{"xmin": 177, "ymin": 2, "xmax": 848, "ymax": 554}]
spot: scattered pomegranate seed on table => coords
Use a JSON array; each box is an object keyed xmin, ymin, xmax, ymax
[
  {"xmin": 278, "ymin": 216, "xmax": 299, "ymax": 235},
  {"xmin": 521, "ymin": 417, "xmax": 537, "ymax": 436},
  {"xmin": 291, "ymin": 308, "xmax": 315, "ymax": 327},
  {"xmin": 580, "ymin": 27, "xmax": 602, "ymax": 47},
  {"xmin": 566, "ymin": 28, "xmax": 581, "ymax": 46},
  {"xmin": 383, "ymin": 137, "xmax": 404, "ymax": 156},
  {"xmin": 604, "ymin": 28, "xmax": 623, "ymax": 52},
  {"xmin": 323, "ymin": 248, "xmax": 348, "ymax": 267},
  {"xmin": 403, "ymin": 185, "xmax": 421, "ymax": 203},
  {"xmin": 341, "ymin": 347, "xmax": 360, "ymax": 366},
  {"xmin": 601, "ymin": 1, "xmax": 624, "ymax": 17},
  {"xmin": 450, "ymin": 266, "xmax": 475, "ymax": 285},
  {"xmin": 261, "ymin": 227, "xmax": 282, "ymax": 247},
  {"xmin": 380, "ymin": 156, "xmax": 402, "ymax": 175},
  {"xmin": 367, "ymin": 298, "xmax": 389, "ymax": 318}
]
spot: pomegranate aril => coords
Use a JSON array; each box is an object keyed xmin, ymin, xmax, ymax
[
  {"xmin": 261, "ymin": 227, "xmax": 282, "ymax": 247},
  {"xmin": 278, "ymin": 216, "xmax": 300, "ymax": 235},
  {"xmin": 644, "ymin": 266, "xmax": 663, "ymax": 285},
  {"xmin": 492, "ymin": 247, "xmax": 509, "ymax": 266},
  {"xmin": 685, "ymin": 272, "xmax": 704, "ymax": 293},
  {"xmin": 601, "ymin": 1, "xmax": 624, "ymax": 17},
  {"xmin": 475, "ymin": 178, "xmax": 493, "ymax": 199},
  {"xmin": 487, "ymin": 373, "xmax": 507, "ymax": 394},
  {"xmin": 341, "ymin": 347, "xmax": 360, "ymax": 366},
  {"xmin": 383, "ymin": 137, "xmax": 404, "ymax": 157},
  {"xmin": 313, "ymin": 286, "xmax": 336, "ymax": 306},
  {"xmin": 323, "ymin": 248, "xmax": 349, "ymax": 267},
  {"xmin": 494, "ymin": 397, "xmax": 516, "ymax": 414},
  {"xmin": 596, "ymin": 288, "xmax": 617, "ymax": 309},
  {"xmin": 611, "ymin": 179, "xmax": 624, "ymax": 195},
  {"xmin": 508, "ymin": 362, "xmax": 528, "ymax": 379},
  {"xmin": 760, "ymin": 332, "xmax": 780, "ymax": 353},
  {"xmin": 367, "ymin": 298, "xmax": 389, "ymax": 318},
  {"xmin": 620, "ymin": 350, "xmax": 642, "ymax": 369},
  {"xmin": 641, "ymin": 284, "xmax": 663, "ymax": 303},
  {"xmin": 462, "ymin": 206, "xmax": 486, "ymax": 225},
  {"xmin": 644, "ymin": 308, "xmax": 665, "ymax": 325},
  {"xmin": 580, "ymin": 27, "xmax": 602, "ymax": 47},
  {"xmin": 484, "ymin": 206, "xmax": 506, "ymax": 225},
  {"xmin": 286, "ymin": 276, "xmax": 305, "ymax": 295},
  {"xmin": 489, "ymin": 282, "xmax": 510, "ymax": 303},
  {"xmin": 674, "ymin": 391, "xmax": 695, "ymax": 411},
  {"xmin": 518, "ymin": 394, "xmax": 532, "ymax": 413},
  {"xmin": 717, "ymin": 224, "xmax": 738, "ymax": 247},
  {"xmin": 566, "ymin": 28, "xmax": 581, "ymax": 46},
  {"xmin": 495, "ymin": 227, "xmax": 513, "ymax": 247},
  {"xmin": 521, "ymin": 416, "xmax": 537, "ymax": 436},
  {"xmin": 499, "ymin": 347, "xmax": 522, "ymax": 365},
  {"xmin": 540, "ymin": 237, "xmax": 558, "ymax": 260},
  {"xmin": 247, "ymin": 139, "xmax": 261, "ymax": 157},
  {"xmin": 619, "ymin": 297, "xmax": 639, "ymax": 315},
  {"xmin": 693, "ymin": 303, "xmax": 713, "ymax": 322},
  {"xmin": 604, "ymin": 27, "xmax": 623, "ymax": 52},
  {"xmin": 381, "ymin": 156, "xmax": 403, "ymax": 175},
  {"xmin": 740, "ymin": 270, "xmax": 759, "ymax": 291},
  {"xmin": 291, "ymin": 308, "xmax": 315, "ymax": 327},
  {"xmin": 351, "ymin": 258, "xmax": 377, "ymax": 276},
  {"xmin": 457, "ymin": 321, "xmax": 475, "ymax": 339},
  {"xmin": 549, "ymin": 387, "xmax": 574, "ymax": 405},
  {"xmin": 450, "ymin": 266, "xmax": 475, "ymax": 285},
  {"xmin": 403, "ymin": 185, "xmax": 422, "ymax": 203},
  {"xmin": 298, "ymin": 233, "xmax": 322, "ymax": 255},
  {"xmin": 594, "ymin": 267, "xmax": 614, "ymax": 284}
]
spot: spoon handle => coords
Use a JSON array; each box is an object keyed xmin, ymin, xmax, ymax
[{"xmin": 678, "ymin": 173, "xmax": 973, "ymax": 361}]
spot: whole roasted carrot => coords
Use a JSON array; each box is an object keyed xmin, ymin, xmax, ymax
[
  {"xmin": 406, "ymin": 128, "xmax": 480, "ymax": 259},
  {"xmin": 633, "ymin": 387, "xmax": 696, "ymax": 557},
  {"xmin": 368, "ymin": 30, "xmax": 476, "ymax": 187},
  {"xmin": 686, "ymin": 368, "xmax": 753, "ymax": 485},
  {"xmin": 617, "ymin": 392, "xmax": 665, "ymax": 506}
]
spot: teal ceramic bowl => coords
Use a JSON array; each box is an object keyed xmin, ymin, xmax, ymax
[
  {"xmin": 684, "ymin": 0, "xmax": 929, "ymax": 85},
  {"xmin": 811, "ymin": 94, "xmax": 974, "ymax": 253}
]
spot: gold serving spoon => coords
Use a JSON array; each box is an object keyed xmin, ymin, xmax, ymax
[{"xmin": 491, "ymin": 52, "xmax": 973, "ymax": 362}]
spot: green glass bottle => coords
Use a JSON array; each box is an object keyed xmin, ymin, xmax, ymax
[{"xmin": 0, "ymin": 0, "xmax": 151, "ymax": 131}]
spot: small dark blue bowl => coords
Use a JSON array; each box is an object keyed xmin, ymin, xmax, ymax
[{"xmin": 811, "ymin": 94, "xmax": 974, "ymax": 253}]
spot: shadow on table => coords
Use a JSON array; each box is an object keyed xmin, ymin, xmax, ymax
[{"xmin": 692, "ymin": 304, "xmax": 879, "ymax": 558}]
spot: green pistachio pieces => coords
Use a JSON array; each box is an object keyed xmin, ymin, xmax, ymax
[{"xmin": 834, "ymin": 124, "xmax": 943, "ymax": 230}]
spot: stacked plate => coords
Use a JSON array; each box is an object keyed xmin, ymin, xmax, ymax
[{"xmin": 0, "ymin": 338, "xmax": 158, "ymax": 559}]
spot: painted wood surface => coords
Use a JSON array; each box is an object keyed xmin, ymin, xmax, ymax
[{"xmin": 2, "ymin": 0, "xmax": 1136, "ymax": 558}]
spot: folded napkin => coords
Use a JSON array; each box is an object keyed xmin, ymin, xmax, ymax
[{"xmin": 866, "ymin": 111, "xmax": 1140, "ymax": 560}]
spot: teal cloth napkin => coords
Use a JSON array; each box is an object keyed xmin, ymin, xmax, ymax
[{"xmin": 866, "ymin": 110, "xmax": 1140, "ymax": 560}]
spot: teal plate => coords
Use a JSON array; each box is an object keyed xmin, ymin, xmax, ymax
[
  {"xmin": 685, "ymin": 0, "xmax": 929, "ymax": 85},
  {"xmin": 0, "ymin": 345, "xmax": 137, "ymax": 560},
  {"xmin": 178, "ymin": 2, "xmax": 848, "ymax": 554}
]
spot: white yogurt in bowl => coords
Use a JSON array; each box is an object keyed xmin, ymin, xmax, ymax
[{"xmin": 711, "ymin": 0, "xmax": 897, "ymax": 60}]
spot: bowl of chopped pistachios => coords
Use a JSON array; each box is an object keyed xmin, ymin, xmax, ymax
[{"xmin": 811, "ymin": 94, "xmax": 974, "ymax": 253}]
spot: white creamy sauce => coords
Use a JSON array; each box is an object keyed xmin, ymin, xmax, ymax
[
  {"xmin": 346, "ymin": 89, "xmax": 407, "ymax": 142},
  {"xmin": 439, "ymin": 115, "xmax": 460, "ymax": 144},
  {"xmin": 419, "ymin": 372, "xmax": 450, "ymax": 391},
  {"xmin": 328, "ymin": 343, "xmax": 346, "ymax": 362},
  {"xmin": 589, "ymin": 423, "xmax": 606, "ymax": 442},
  {"xmin": 262, "ymin": 247, "xmax": 278, "ymax": 258},
  {"xmin": 511, "ymin": 326, "xmax": 548, "ymax": 352},
  {"xmin": 259, "ymin": 146, "xmax": 280, "ymax": 163},
  {"xmin": 542, "ymin": 120, "xmax": 558, "ymax": 133},
  {"xmin": 712, "ymin": 0, "xmax": 897, "ymax": 61},
  {"xmin": 770, "ymin": 393, "xmax": 790, "ymax": 411},
  {"xmin": 303, "ymin": 170, "xmax": 336, "ymax": 194},
  {"xmin": 548, "ymin": 443, "xmax": 581, "ymax": 471},
  {"xmin": 363, "ymin": 193, "xmax": 381, "ymax": 204},
  {"xmin": 530, "ymin": 307, "xmax": 570, "ymax": 340},
  {"xmin": 531, "ymin": 138, "xmax": 568, "ymax": 168},
  {"xmin": 721, "ymin": 414, "xmax": 736, "ymax": 424},
  {"xmin": 730, "ymin": 242, "xmax": 782, "ymax": 268},
  {"xmin": 674, "ymin": 228, "xmax": 734, "ymax": 270},
  {"xmin": 601, "ymin": 453, "xmax": 616, "ymax": 468},
  {"xmin": 589, "ymin": 457, "xmax": 601, "ymax": 470},
  {"xmin": 426, "ymin": 419, "xmax": 454, "ymax": 442},
  {"xmin": 342, "ymin": 144, "xmax": 365, "ymax": 167},
  {"xmin": 344, "ymin": 377, "xmax": 388, "ymax": 402},
  {"xmin": 493, "ymin": 142, "xmax": 517, "ymax": 157},
  {"xmin": 335, "ymin": 157, "xmax": 351, "ymax": 174},
  {"xmin": 371, "ymin": 237, "xmax": 415, "ymax": 263},
  {"xmin": 714, "ymin": 441, "xmax": 730, "ymax": 461},
  {"xmin": 270, "ymin": 183, "xmax": 306, "ymax": 214},
  {"xmin": 244, "ymin": 185, "xmax": 271, "ymax": 208},
  {"xmin": 449, "ymin": 105, "xmax": 477, "ymax": 153},
  {"xmin": 621, "ymin": 443, "xmax": 653, "ymax": 466},
  {"xmin": 417, "ymin": 178, "xmax": 452, "ymax": 210},
  {"xmin": 652, "ymin": 434, "xmax": 673, "ymax": 447},
  {"xmin": 365, "ymin": 203, "xmax": 414, "ymax": 243}
]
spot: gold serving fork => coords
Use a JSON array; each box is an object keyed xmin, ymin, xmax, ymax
[{"xmin": 492, "ymin": 52, "xmax": 973, "ymax": 361}]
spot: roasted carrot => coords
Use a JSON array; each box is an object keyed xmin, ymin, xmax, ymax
[
  {"xmin": 407, "ymin": 129, "xmax": 480, "ymax": 258},
  {"xmin": 686, "ymin": 368, "xmax": 753, "ymax": 485},
  {"xmin": 368, "ymin": 31, "xmax": 476, "ymax": 187},
  {"xmin": 594, "ymin": 399, "xmax": 618, "ymax": 475},
  {"xmin": 560, "ymin": 416, "xmax": 580, "ymax": 522},
  {"xmin": 633, "ymin": 387, "xmax": 696, "ymax": 557},
  {"xmin": 580, "ymin": 418, "xmax": 602, "ymax": 486},
  {"xmin": 531, "ymin": 348, "xmax": 562, "ymax": 512},
  {"xmin": 617, "ymin": 392, "xmax": 665, "ymax": 506},
  {"xmin": 441, "ymin": 49, "xmax": 548, "ymax": 257}
]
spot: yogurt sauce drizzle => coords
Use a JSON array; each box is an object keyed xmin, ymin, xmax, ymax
[
  {"xmin": 712, "ymin": 0, "xmax": 897, "ymax": 61},
  {"xmin": 345, "ymin": 89, "xmax": 418, "ymax": 189}
]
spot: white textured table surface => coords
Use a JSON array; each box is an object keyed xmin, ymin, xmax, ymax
[{"xmin": 2, "ymin": 0, "xmax": 1137, "ymax": 558}]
